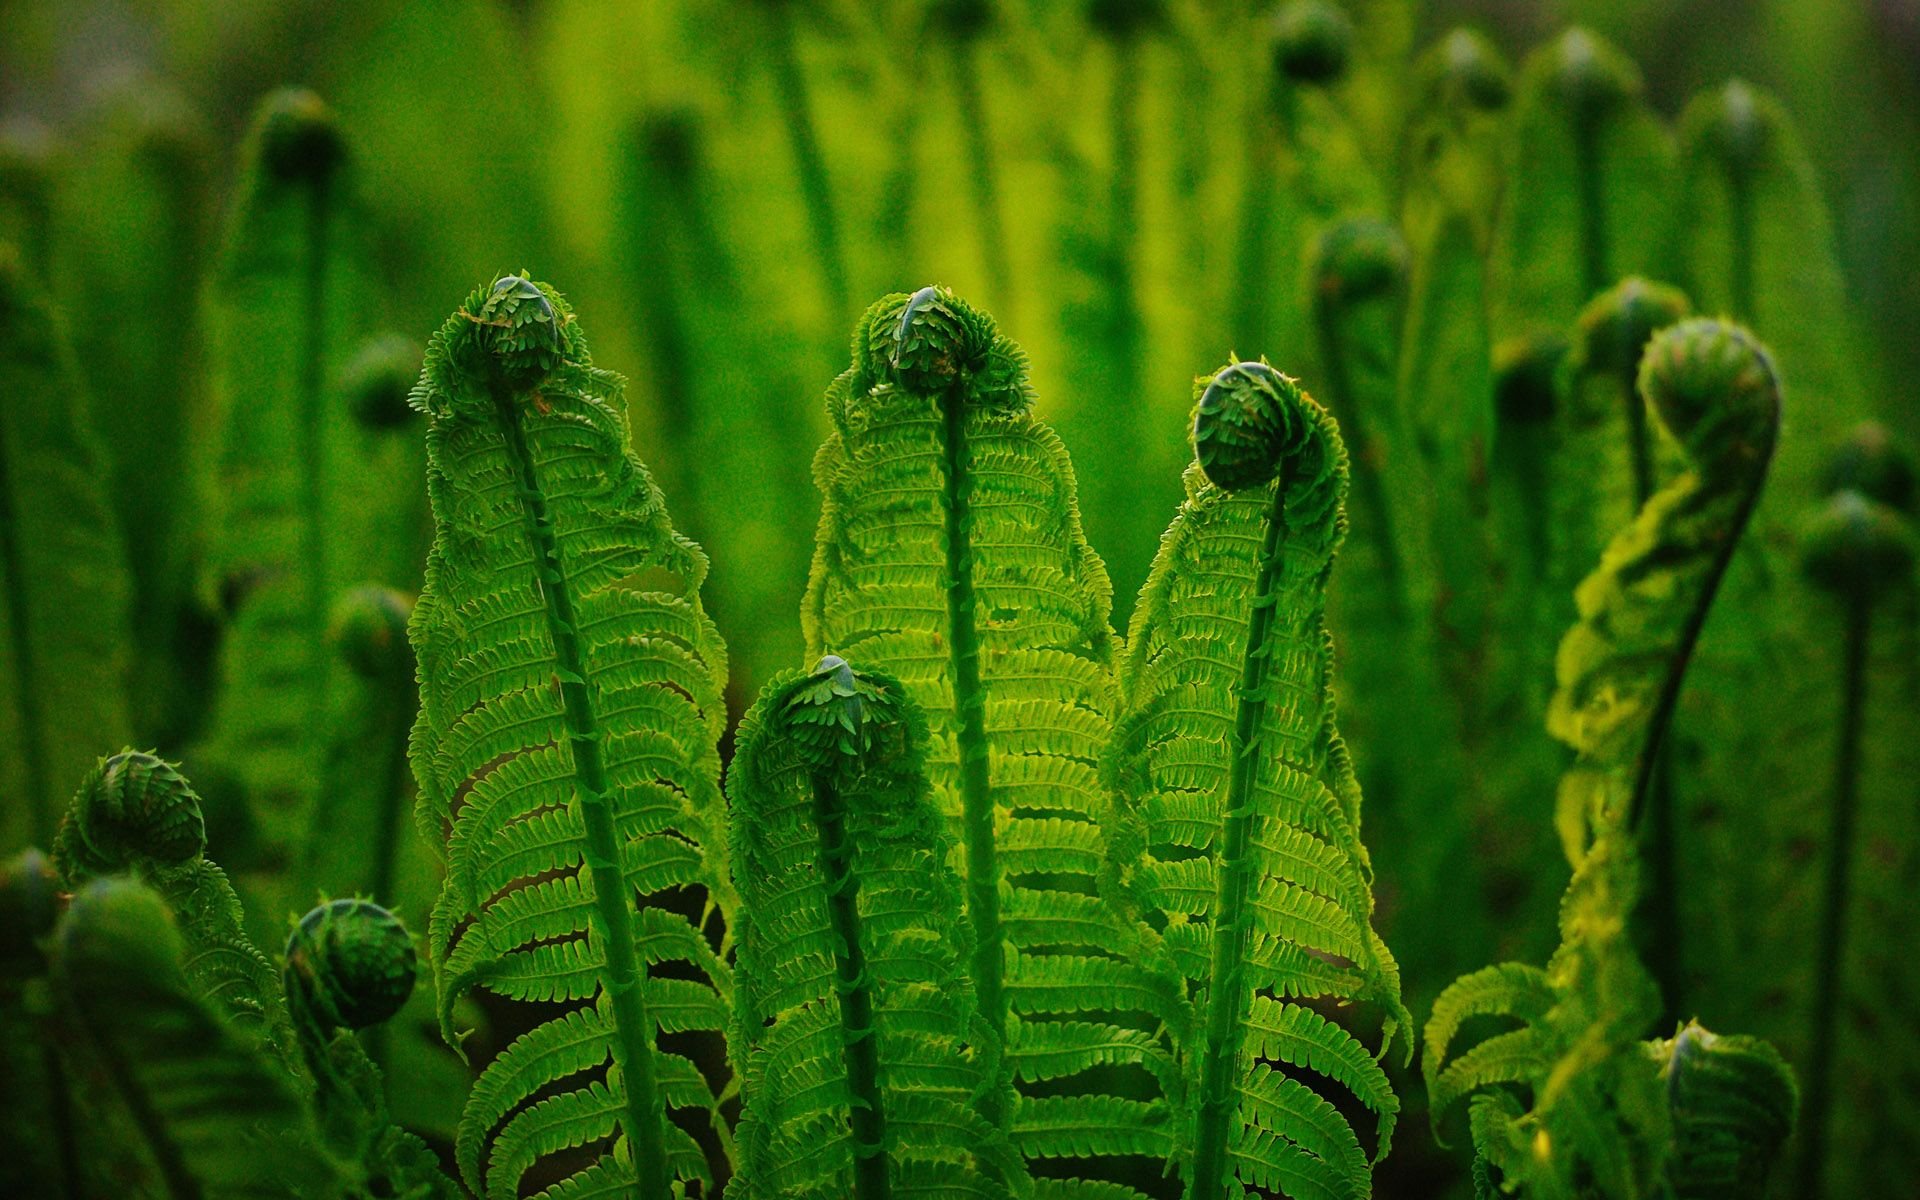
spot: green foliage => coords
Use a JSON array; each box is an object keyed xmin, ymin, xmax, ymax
[
  {"xmin": 806, "ymin": 286, "xmax": 1180, "ymax": 1192},
  {"xmin": 1650, "ymin": 1021, "xmax": 1798, "ymax": 1200},
  {"xmin": 1112, "ymin": 360, "xmax": 1407, "ymax": 1199},
  {"xmin": 729, "ymin": 655, "xmax": 1017, "ymax": 1198},
  {"xmin": 409, "ymin": 275, "xmax": 735, "ymax": 1199},
  {"xmin": 0, "ymin": 247, "xmax": 133, "ymax": 851}
]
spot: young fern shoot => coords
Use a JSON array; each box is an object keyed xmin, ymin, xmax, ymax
[
  {"xmin": 806, "ymin": 287, "xmax": 1180, "ymax": 1193},
  {"xmin": 729, "ymin": 655, "xmax": 1019, "ymax": 1198},
  {"xmin": 409, "ymin": 276, "xmax": 735, "ymax": 1199},
  {"xmin": 1110, "ymin": 361, "xmax": 1408, "ymax": 1200}
]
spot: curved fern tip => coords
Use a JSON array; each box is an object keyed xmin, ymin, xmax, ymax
[
  {"xmin": 1312, "ymin": 217, "xmax": 1408, "ymax": 304},
  {"xmin": 450, "ymin": 273, "xmax": 573, "ymax": 395},
  {"xmin": 1823, "ymin": 422, "xmax": 1916, "ymax": 513},
  {"xmin": 853, "ymin": 284, "xmax": 1026, "ymax": 409},
  {"xmin": 1798, "ymin": 490, "xmax": 1917, "ymax": 601},
  {"xmin": 330, "ymin": 585, "xmax": 414, "ymax": 679},
  {"xmin": 1574, "ymin": 277, "xmax": 1690, "ymax": 373},
  {"xmin": 1271, "ymin": 0, "xmax": 1354, "ymax": 86},
  {"xmin": 1693, "ymin": 78, "xmax": 1769, "ymax": 176},
  {"xmin": 58, "ymin": 877, "xmax": 184, "ymax": 980},
  {"xmin": 1493, "ymin": 331, "xmax": 1568, "ymax": 424},
  {"xmin": 1548, "ymin": 27, "xmax": 1638, "ymax": 118},
  {"xmin": 0, "ymin": 848, "xmax": 60, "ymax": 961},
  {"xmin": 343, "ymin": 332, "xmax": 424, "ymax": 430},
  {"xmin": 256, "ymin": 87, "xmax": 346, "ymax": 184},
  {"xmin": 284, "ymin": 898, "xmax": 418, "ymax": 1031},
  {"xmin": 1430, "ymin": 29, "xmax": 1511, "ymax": 110},
  {"xmin": 1636, "ymin": 318, "xmax": 1780, "ymax": 456},
  {"xmin": 60, "ymin": 750, "xmax": 208, "ymax": 875},
  {"xmin": 1193, "ymin": 359, "xmax": 1313, "ymax": 491},
  {"xmin": 781, "ymin": 654, "xmax": 904, "ymax": 776}
]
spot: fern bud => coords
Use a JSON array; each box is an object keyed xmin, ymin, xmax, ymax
[
  {"xmin": 863, "ymin": 285, "xmax": 996, "ymax": 397},
  {"xmin": 454, "ymin": 274, "xmax": 572, "ymax": 395},
  {"xmin": 1687, "ymin": 79, "xmax": 1768, "ymax": 182},
  {"xmin": 1636, "ymin": 318, "xmax": 1780, "ymax": 464},
  {"xmin": 1822, "ymin": 422, "xmax": 1916, "ymax": 513},
  {"xmin": 780, "ymin": 655, "xmax": 906, "ymax": 779},
  {"xmin": 1654, "ymin": 1021, "xmax": 1799, "ymax": 1198},
  {"xmin": 1493, "ymin": 331, "xmax": 1568, "ymax": 424},
  {"xmin": 1424, "ymin": 29, "xmax": 1510, "ymax": 111},
  {"xmin": 1311, "ymin": 217, "xmax": 1407, "ymax": 306},
  {"xmin": 1573, "ymin": 277, "xmax": 1690, "ymax": 383},
  {"xmin": 256, "ymin": 88, "xmax": 346, "ymax": 185},
  {"xmin": 1193, "ymin": 360, "xmax": 1311, "ymax": 491},
  {"xmin": 1549, "ymin": 28, "xmax": 1639, "ymax": 124},
  {"xmin": 57, "ymin": 877, "xmax": 185, "ymax": 988},
  {"xmin": 284, "ymin": 899, "xmax": 417, "ymax": 1031},
  {"xmin": 342, "ymin": 332, "xmax": 422, "ymax": 431},
  {"xmin": 1086, "ymin": 0, "xmax": 1164, "ymax": 41},
  {"xmin": 0, "ymin": 849, "xmax": 59, "ymax": 970},
  {"xmin": 55, "ymin": 751, "xmax": 207, "ymax": 878},
  {"xmin": 1798, "ymin": 490, "xmax": 1917, "ymax": 602},
  {"xmin": 1270, "ymin": 0, "xmax": 1354, "ymax": 86},
  {"xmin": 329, "ymin": 586, "xmax": 414, "ymax": 680}
]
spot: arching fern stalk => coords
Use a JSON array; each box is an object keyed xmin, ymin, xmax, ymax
[
  {"xmin": 1424, "ymin": 320, "xmax": 1789, "ymax": 1198},
  {"xmin": 729, "ymin": 654, "xmax": 1018, "ymax": 1198},
  {"xmin": 806, "ymin": 287, "xmax": 1180, "ymax": 1193},
  {"xmin": 1110, "ymin": 361, "xmax": 1408, "ymax": 1200},
  {"xmin": 409, "ymin": 276, "xmax": 735, "ymax": 1199}
]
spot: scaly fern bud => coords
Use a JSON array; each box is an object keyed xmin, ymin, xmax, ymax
[
  {"xmin": 1493, "ymin": 331, "xmax": 1568, "ymax": 424},
  {"xmin": 1270, "ymin": 0, "xmax": 1354, "ymax": 86},
  {"xmin": 0, "ymin": 848, "xmax": 58, "ymax": 971},
  {"xmin": 1549, "ymin": 27, "xmax": 1641, "ymax": 124},
  {"xmin": 1311, "ymin": 215, "xmax": 1408, "ymax": 306},
  {"xmin": 329, "ymin": 585, "xmax": 414, "ymax": 681},
  {"xmin": 285, "ymin": 899, "xmax": 418, "ymax": 1032},
  {"xmin": 1821, "ymin": 422, "xmax": 1916, "ymax": 513},
  {"xmin": 342, "ymin": 332, "xmax": 422, "ymax": 431},
  {"xmin": 256, "ymin": 87, "xmax": 347, "ymax": 186},
  {"xmin": 1687, "ymin": 80, "xmax": 1767, "ymax": 184},
  {"xmin": 779, "ymin": 654, "xmax": 906, "ymax": 779},
  {"xmin": 1799, "ymin": 490, "xmax": 1918, "ymax": 602},
  {"xmin": 447, "ymin": 273, "xmax": 572, "ymax": 397},
  {"xmin": 1424, "ymin": 29, "xmax": 1511, "ymax": 111},
  {"xmin": 1637, "ymin": 318, "xmax": 1781, "ymax": 474},
  {"xmin": 1653, "ymin": 1021, "xmax": 1799, "ymax": 1199},
  {"xmin": 1192, "ymin": 360, "xmax": 1313, "ymax": 491},
  {"xmin": 1574, "ymin": 278, "xmax": 1691, "ymax": 390},
  {"xmin": 53, "ymin": 750, "xmax": 207, "ymax": 876}
]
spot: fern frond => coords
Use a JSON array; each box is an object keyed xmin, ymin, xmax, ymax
[
  {"xmin": 806, "ymin": 286, "xmax": 1179, "ymax": 1192},
  {"xmin": 1649, "ymin": 1021, "xmax": 1797, "ymax": 1199},
  {"xmin": 730, "ymin": 654, "xmax": 1019, "ymax": 1198},
  {"xmin": 0, "ymin": 246, "xmax": 133, "ymax": 850},
  {"xmin": 50, "ymin": 878, "xmax": 339, "ymax": 1199},
  {"xmin": 1112, "ymin": 360, "xmax": 1407, "ymax": 1200},
  {"xmin": 0, "ymin": 849, "xmax": 86, "ymax": 1198},
  {"xmin": 51, "ymin": 749, "xmax": 299, "ymax": 1069},
  {"xmin": 410, "ymin": 274, "xmax": 734, "ymax": 1199}
]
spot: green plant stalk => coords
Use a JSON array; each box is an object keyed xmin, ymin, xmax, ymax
[
  {"xmin": 299, "ymin": 173, "xmax": 333, "ymax": 738},
  {"xmin": 84, "ymin": 1027, "xmax": 199, "ymax": 1200},
  {"xmin": 1189, "ymin": 462, "xmax": 1290, "ymax": 1200},
  {"xmin": 767, "ymin": 0, "xmax": 849, "ymax": 324},
  {"xmin": 1728, "ymin": 167, "xmax": 1755, "ymax": 323},
  {"xmin": 1574, "ymin": 116, "xmax": 1607, "ymax": 300},
  {"xmin": 0, "ymin": 408, "xmax": 51, "ymax": 842},
  {"xmin": 1230, "ymin": 88, "xmax": 1283, "ymax": 353},
  {"xmin": 938, "ymin": 379, "xmax": 1005, "ymax": 1131},
  {"xmin": 1313, "ymin": 305, "xmax": 1406, "ymax": 607},
  {"xmin": 951, "ymin": 39, "xmax": 1013, "ymax": 321},
  {"xmin": 491, "ymin": 382, "xmax": 669, "ymax": 1200},
  {"xmin": 810, "ymin": 769, "xmax": 891, "ymax": 1200},
  {"xmin": 368, "ymin": 667, "xmax": 414, "ymax": 914},
  {"xmin": 1795, "ymin": 587, "xmax": 1870, "ymax": 1200}
]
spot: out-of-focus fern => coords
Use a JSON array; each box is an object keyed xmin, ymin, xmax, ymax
[
  {"xmin": 0, "ymin": 247, "xmax": 133, "ymax": 850},
  {"xmin": 50, "ymin": 749, "xmax": 299, "ymax": 1071},
  {"xmin": 0, "ymin": 848, "xmax": 83, "ymax": 1198},
  {"xmin": 729, "ymin": 654, "xmax": 1019, "ymax": 1198},
  {"xmin": 1424, "ymin": 320, "xmax": 1785, "ymax": 1198},
  {"xmin": 806, "ymin": 286, "xmax": 1180, "ymax": 1193},
  {"xmin": 1111, "ymin": 360, "xmax": 1408, "ymax": 1199},
  {"xmin": 410, "ymin": 275, "xmax": 735, "ymax": 1198},
  {"xmin": 1649, "ymin": 1021, "xmax": 1798, "ymax": 1200},
  {"xmin": 50, "ymin": 877, "xmax": 341, "ymax": 1200}
]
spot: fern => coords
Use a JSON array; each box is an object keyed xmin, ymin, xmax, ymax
[
  {"xmin": 0, "ymin": 848, "xmax": 83, "ymax": 1198},
  {"xmin": 50, "ymin": 749, "xmax": 299, "ymax": 1070},
  {"xmin": 0, "ymin": 246, "xmax": 134, "ymax": 850},
  {"xmin": 409, "ymin": 274, "xmax": 735, "ymax": 1198},
  {"xmin": 805, "ymin": 286, "xmax": 1180, "ymax": 1192},
  {"xmin": 1424, "ymin": 319, "xmax": 1783, "ymax": 1197},
  {"xmin": 1110, "ymin": 360, "xmax": 1408, "ymax": 1199},
  {"xmin": 1650, "ymin": 1021, "xmax": 1798, "ymax": 1199},
  {"xmin": 729, "ymin": 654, "xmax": 1019, "ymax": 1198},
  {"xmin": 50, "ymin": 877, "xmax": 340, "ymax": 1200}
]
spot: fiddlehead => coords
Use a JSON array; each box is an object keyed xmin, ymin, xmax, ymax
[
  {"xmin": 1270, "ymin": 0, "xmax": 1353, "ymax": 88},
  {"xmin": 343, "ymin": 332, "xmax": 423, "ymax": 433},
  {"xmin": 1652, "ymin": 1021, "xmax": 1798, "ymax": 1199},
  {"xmin": 285, "ymin": 898, "xmax": 418, "ymax": 1034}
]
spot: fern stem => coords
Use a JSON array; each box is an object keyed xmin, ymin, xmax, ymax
[
  {"xmin": 810, "ymin": 769, "xmax": 892, "ymax": 1200},
  {"xmin": 1795, "ymin": 587, "xmax": 1871, "ymax": 1200},
  {"xmin": 0, "ymin": 392, "xmax": 52, "ymax": 842},
  {"xmin": 81, "ymin": 1016, "xmax": 200, "ymax": 1200},
  {"xmin": 938, "ymin": 380, "xmax": 1006, "ymax": 1130},
  {"xmin": 492, "ymin": 385, "xmax": 671, "ymax": 1200},
  {"xmin": 1574, "ymin": 115, "xmax": 1607, "ymax": 300},
  {"xmin": 1230, "ymin": 89, "xmax": 1280, "ymax": 353},
  {"xmin": 1728, "ymin": 167, "xmax": 1755, "ymax": 323},
  {"xmin": 1312, "ymin": 303, "xmax": 1406, "ymax": 608},
  {"xmin": 767, "ymin": 0, "xmax": 850, "ymax": 325},
  {"xmin": 1190, "ymin": 464, "xmax": 1291, "ymax": 1200},
  {"xmin": 44, "ymin": 1040, "xmax": 82, "ymax": 1200},
  {"xmin": 369, "ymin": 667, "xmax": 413, "ymax": 913},
  {"xmin": 951, "ymin": 39, "xmax": 1013, "ymax": 322},
  {"xmin": 299, "ymin": 172, "xmax": 333, "ymax": 762}
]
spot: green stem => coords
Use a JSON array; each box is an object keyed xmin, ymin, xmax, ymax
[
  {"xmin": 767, "ymin": 1, "xmax": 849, "ymax": 326},
  {"xmin": 1728, "ymin": 167, "xmax": 1755, "ymax": 323},
  {"xmin": 1574, "ymin": 116, "xmax": 1607, "ymax": 301},
  {"xmin": 1313, "ymin": 305, "xmax": 1407, "ymax": 609},
  {"xmin": 300, "ymin": 173, "xmax": 333, "ymax": 763},
  {"xmin": 951, "ymin": 39, "xmax": 1012, "ymax": 323},
  {"xmin": 938, "ymin": 380, "xmax": 1005, "ymax": 1131},
  {"xmin": 1189, "ymin": 467, "xmax": 1290, "ymax": 1200},
  {"xmin": 84, "ymin": 1015, "xmax": 201, "ymax": 1200},
  {"xmin": 44, "ymin": 1040, "xmax": 82, "ymax": 1200},
  {"xmin": 811, "ymin": 770, "xmax": 891, "ymax": 1200},
  {"xmin": 1230, "ymin": 87, "xmax": 1280, "ymax": 353},
  {"xmin": 0, "ymin": 387, "xmax": 51, "ymax": 842},
  {"xmin": 1795, "ymin": 588, "xmax": 1871, "ymax": 1200},
  {"xmin": 493, "ymin": 385, "xmax": 670, "ymax": 1200}
]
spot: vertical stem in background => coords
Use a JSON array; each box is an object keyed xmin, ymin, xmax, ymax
[
  {"xmin": 1230, "ymin": 86, "xmax": 1281, "ymax": 354},
  {"xmin": 809, "ymin": 771, "xmax": 891, "ymax": 1200},
  {"xmin": 1728, "ymin": 166, "xmax": 1756, "ymax": 324},
  {"xmin": 0, "ymin": 402, "xmax": 51, "ymax": 842},
  {"xmin": 937, "ymin": 381, "xmax": 1004, "ymax": 1130},
  {"xmin": 951, "ymin": 38, "xmax": 1013, "ymax": 323},
  {"xmin": 1573, "ymin": 116, "xmax": 1607, "ymax": 302},
  {"xmin": 1313, "ymin": 306, "xmax": 1406, "ymax": 608},
  {"xmin": 767, "ymin": 0, "xmax": 850, "ymax": 326},
  {"xmin": 1796, "ymin": 588, "xmax": 1871, "ymax": 1200},
  {"xmin": 493, "ymin": 386, "xmax": 671, "ymax": 1200},
  {"xmin": 299, "ymin": 174, "xmax": 334, "ymax": 765}
]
